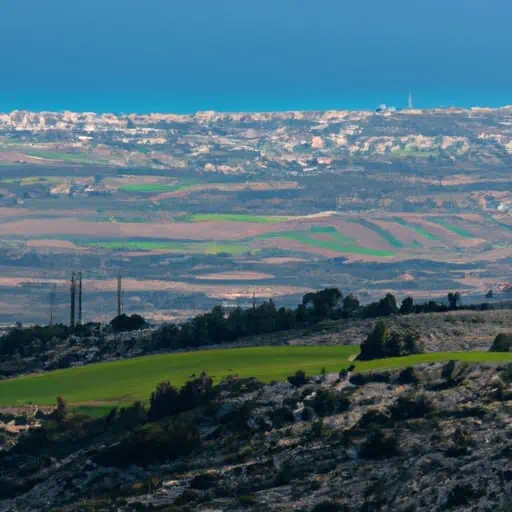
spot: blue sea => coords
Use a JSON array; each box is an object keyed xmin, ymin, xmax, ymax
[{"xmin": 1, "ymin": 0, "xmax": 511, "ymax": 114}]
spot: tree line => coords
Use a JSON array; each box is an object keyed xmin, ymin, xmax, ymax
[{"xmin": 150, "ymin": 289, "xmax": 489, "ymax": 351}]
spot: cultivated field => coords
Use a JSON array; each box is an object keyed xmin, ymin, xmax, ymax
[
  {"xmin": 0, "ymin": 345, "xmax": 510, "ymax": 411},
  {"xmin": 0, "ymin": 159, "xmax": 509, "ymax": 323}
]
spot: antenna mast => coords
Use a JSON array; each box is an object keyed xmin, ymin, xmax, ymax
[
  {"xmin": 78, "ymin": 272, "xmax": 83, "ymax": 325},
  {"xmin": 117, "ymin": 274, "xmax": 123, "ymax": 317},
  {"xmin": 49, "ymin": 284, "xmax": 56, "ymax": 326},
  {"xmin": 70, "ymin": 272, "xmax": 76, "ymax": 328}
]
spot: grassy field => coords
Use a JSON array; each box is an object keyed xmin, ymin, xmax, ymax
[
  {"xmin": 85, "ymin": 239, "xmax": 251, "ymax": 255},
  {"xmin": 255, "ymin": 228, "xmax": 395, "ymax": 257},
  {"xmin": 119, "ymin": 182, "xmax": 198, "ymax": 193},
  {"xmin": 430, "ymin": 218, "xmax": 475, "ymax": 238},
  {"xmin": 183, "ymin": 213, "xmax": 290, "ymax": 224},
  {"xmin": 390, "ymin": 217, "xmax": 439, "ymax": 240},
  {"xmin": 1, "ymin": 346, "xmax": 510, "ymax": 410},
  {"xmin": 25, "ymin": 151, "xmax": 97, "ymax": 163}
]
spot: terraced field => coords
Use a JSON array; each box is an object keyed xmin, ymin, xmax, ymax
[
  {"xmin": 350, "ymin": 219, "xmax": 404, "ymax": 248},
  {"xmin": 429, "ymin": 217, "xmax": 476, "ymax": 238},
  {"xmin": 0, "ymin": 346, "xmax": 510, "ymax": 411},
  {"xmin": 389, "ymin": 217, "xmax": 439, "ymax": 240}
]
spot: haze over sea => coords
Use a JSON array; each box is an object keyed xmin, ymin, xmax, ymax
[{"xmin": 1, "ymin": 0, "xmax": 511, "ymax": 114}]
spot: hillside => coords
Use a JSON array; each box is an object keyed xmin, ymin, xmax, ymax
[{"xmin": 0, "ymin": 361, "xmax": 511, "ymax": 511}]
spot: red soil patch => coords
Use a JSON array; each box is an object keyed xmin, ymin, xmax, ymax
[
  {"xmin": 0, "ymin": 219, "xmax": 279, "ymax": 240},
  {"xmin": 260, "ymin": 257, "xmax": 308, "ymax": 265}
]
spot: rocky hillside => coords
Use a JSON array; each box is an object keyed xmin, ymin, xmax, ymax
[{"xmin": 1, "ymin": 361, "xmax": 511, "ymax": 511}]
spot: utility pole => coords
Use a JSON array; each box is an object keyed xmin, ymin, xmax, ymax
[
  {"xmin": 78, "ymin": 272, "xmax": 83, "ymax": 325},
  {"xmin": 252, "ymin": 292, "xmax": 256, "ymax": 310},
  {"xmin": 117, "ymin": 274, "xmax": 122, "ymax": 317},
  {"xmin": 70, "ymin": 272, "xmax": 76, "ymax": 328},
  {"xmin": 49, "ymin": 284, "xmax": 56, "ymax": 326}
]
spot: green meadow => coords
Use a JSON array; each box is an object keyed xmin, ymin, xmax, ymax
[
  {"xmin": 183, "ymin": 213, "xmax": 290, "ymax": 224},
  {"xmin": 390, "ymin": 217, "xmax": 439, "ymax": 240},
  {"xmin": 255, "ymin": 228, "xmax": 395, "ymax": 257},
  {"xmin": 1, "ymin": 346, "xmax": 509, "ymax": 411},
  {"xmin": 429, "ymin": 218, "xmax": 475, "ymax": 238}
]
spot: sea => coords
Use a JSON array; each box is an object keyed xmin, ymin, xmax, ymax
[{"xmin": 1, "ymin": 0, "xmax": 511, "ymax": 114}]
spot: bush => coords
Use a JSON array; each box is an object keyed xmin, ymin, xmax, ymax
[
  {"xmin": 53, "ymin": 396, "xmax": 68, "ymax": 422},
  {"xmin": 312, "ymin": 390, "xmax": 350, "ymax": 417},
  {"xmin": 503, "ymin": 364, "xmax": 512, "ymax": 383},
  {"xmin": 270, "ymin": 406, "xmax": 296, "ymax": 428},
  {"xmin": 147, "ymin": 372, "xmax": 214, "ymax": 421},
  {"xmin": 360, "ymin": 427, "xmax": 400, "ymax": 459},
  {"xmin": 288, "ymin": 370, "xmax": 309, "ymax": 387},
  {"xmin": 489, "ymin": 333, "xmax": 512, "ymax": 352},
  {"xmin": 148, "ymin": 381, "xmax": 181, "ymax": 421},
  {"xmin": 190, "ymin": 473, "xmax": 217, "ymax": 490},
  {"xmin": 311, "ymin": 502, "xmax": 346, "ymax": 512},
  {"xmin": 390, "ymin": 393, "xmax": 433, "ymax": 420},
  {"xmin": 95, "ymin": 420, "xmax": 200, "ymax": 467}
]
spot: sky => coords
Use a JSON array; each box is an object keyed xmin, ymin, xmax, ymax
[{"xmin": 0, "ymin": 0, "xmax": 511, "ymax": 112}]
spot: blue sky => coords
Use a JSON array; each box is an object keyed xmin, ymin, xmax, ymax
[{"xmin": 1, "ymin": 0, "xmax": 510, "ymax": 112}]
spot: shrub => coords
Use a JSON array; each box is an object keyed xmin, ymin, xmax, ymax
[
  {"xmin": 489, "ymin": 333, "xmax": 512, "ymax": 352},
  {"xmin": 312, "ymin": 390, "xmax": 350, "ymax": 417},
  {"xmin": 360, "ymin": 427, "xmax": 400, "ymax": 459},
  {"xmin": 302, "ymin": 406, "xmax": 315, "ymax": 421},
  {"xmin": 288, "ymin": 370, "xmax": 309, "ymax": 387},
  {"xmin": 270, "ymin": 407, "xmax": 296, "ymax": 428},
  {"xmin": 147, "ymin": 372, "xmax": 214, "ymax": 422},
  {"xmin": 238, "ymin": 495, "xmax": 258, "ymax": 507},
  {"xmin": 95, "ymin": 420, "xmax": 200, "ymax": 467},
  {"xmin": 311, "ymin": 502, "xmax": 345, "ymax": 512},
  {"xmin": 148, "ymin": 381, "xmax": 180, "ymax": 421},
  {"xmin": 390, "ymin": 393, "xmax": 433, "ymax": 420},
  {"xmin": 503, "ymin": 364, "xmax": 512, "ymax": 383},
  {"xmin": 53, "ymin": 396, "xmax": 68, "ymax": 422},
  {"xmin": 190, "ymin": 473, "xmax": 217, "ymax": 490},
  {"xmin": 179, "ymin": 371, "xmax": 214, "ymax": 410}
]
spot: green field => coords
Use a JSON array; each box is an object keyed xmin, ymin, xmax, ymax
[
  {"xmin": 1, "ymin": 176, "xmax": 64, "ymax": 186},
  {"xmin": 25, "ymin": 151, "xmax": 97, "ymax": 163},
  {"xmin": 184, "ymin": 213, "xmax": 290, "ymax": 224},
  {"xmin": 391, "ymin": 149, "xmax": 440, "ymax": 158},
  {"xmin": 1, "ymin": 346, "xmax": 510, "ymax": 410},
  {"xmin": 429, "ymin": 218, "xmax": 475, "ymax": 238},
  {"xmin": 255, "ymin": 228, "xmax": 394, "ymax": 257},
  {"xmin": 85, "ymin": 239, "xmax": 251, "ymax": 255},
  {"xmin": 390, "ymin": 217, "xmax": 439, "ymax": 240},
  {"xmin": 350, "ymin": 219, "xmax": 404, "ymax": 248},
  {"xmin": 484, "ymin": 214, "xmax": 512, "ymax": 233}
]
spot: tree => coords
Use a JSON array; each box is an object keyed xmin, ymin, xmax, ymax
[
  {"xmin": 359, "ymin": 321, "xmax": 388, "ymax": 360},
  {"xmin": 399, "ymin": 296, "xmax": 414, "ymax": 315},
  {"xmin": 342, "ymin": 294, "xmax": 360, "ymax": 314},
  {"xmin": 489, "ymin": 333, "xmax": 512, "ymax": 353},
  {"xmin": 377, "ymin": 293, "xmax": 398, "ymax": 316},
  {"xmin": 485, "ymin": 289, "xmax": 493, "ymax": 299},
  {"xmin": 54, "ymin": 396, "xmax": 68, "ymax": 422},
  {"xmin": 110, "ymin": 314, "xmax": 147, "ymax": 333},
  {"xmin": 303, "ymin": 288, "xmax": 342, "ymax": 321},
  {"xmin": 447, "ymin": 292, "xmax": 461, "ymax": 310}
]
